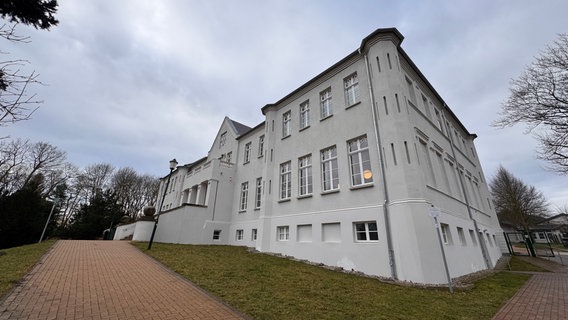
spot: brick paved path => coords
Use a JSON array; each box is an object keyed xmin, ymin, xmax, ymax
[
  {"xmin": 492, "ymin": 257, "xmax": 568, "ymax": 320},
  {"xmin": 0, "ymin": 240, "xmax": 247, "ymax": 320}
]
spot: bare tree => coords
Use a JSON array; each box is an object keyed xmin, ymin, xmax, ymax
[
  {"xmin": 489, "ymin": 166, "xmax": 549, "ymax": 234},
  {"xmin": 75, "ymin": 163, "xmax": 115, "ymax": 200},
  {"xmin": 0, "ymin": 57, "xmax": 42, "ymax": 127},
  {"xmin": 494, "ymin": 33, "xmax": 568, "ymax": 174},
  {"xmin": 111, "ymin": 167, "xmax": 159, "ymax": 220},
  {"xmin": 0, "ymin": 138, "xmax": 66, "ymax": 196},
  {"xmin": 0, "ymin": 0, "xmax": 58, "ymax": 127}
]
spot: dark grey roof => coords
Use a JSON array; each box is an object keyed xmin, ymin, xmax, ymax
[{"xmin": 230, "ymin": 119, "xmax": 252, "ymax": 136}]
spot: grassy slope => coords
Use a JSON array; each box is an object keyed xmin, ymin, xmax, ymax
[
  {"xmin": 135, "ymin": 243, "xmax": 530, "ymax": 319},
  {"xmin": 0, "ymin": 240, "xmax": 55, "ymax": 297}
]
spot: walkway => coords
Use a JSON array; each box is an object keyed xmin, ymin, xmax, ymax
[
  {"xmin": 0, "ymin": 240, "xmax": 247, "ymax": 320},
  {"xmin": 492, "ymin": 256, "xmax": 568, "ymax": 320}
]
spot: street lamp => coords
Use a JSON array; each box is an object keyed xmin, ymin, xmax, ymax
[
  {"xmin": 39, "ymin": 195, "xmax": 60, "ymax": 243},
  {"xmin": 148, "ymin": 158, "xmax": 178, "ymax": 250}
]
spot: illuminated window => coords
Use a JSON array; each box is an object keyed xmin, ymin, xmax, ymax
[{"xmin": 347, "ymin": 136, "xmax": 373, "ymax": 186}]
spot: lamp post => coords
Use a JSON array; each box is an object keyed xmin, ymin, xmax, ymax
[
  {"xmin": 148, "ymin": 158, "xmax": 178, "ymax": 250},
  {"xmin": 39, "ymin": 196, "xmax": 60, "ymax": 243}
]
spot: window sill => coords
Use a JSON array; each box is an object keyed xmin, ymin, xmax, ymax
[
  {"xmin": 299, "ymin": 125, "xmax": 310, "ymax": 132},
  {"xmin": 345, "ymin": 101, "xmax": 361, "ymax": 110},
  {"xmin": 238, "ymin": 210, "xmax": 246, "ymax": 214},
  {"xmin": 243, "ymin": 161, "xmax": 250, "ymax": 165},
  {"xmin": 297, "ymin": 194, "xmax": 313, "ymax": 200},
  {"xmin": 354, "ymin": 240, "xmax": 379, "ymax": 243},
  {"xmin": 278, "ymin": 198, "xmax": 291, "ymax": 203},
  {"xmin": 281, "ymin": 134, "xmax": 291, "ymax": 140},
  {"xmin": 321, "ymin": 189, "xmax": 340, "ymax": 196},
  {"xmin": 350, "ymin": 183, "xmax": 374, "ymax": 191},
  {"xmin": 320, "ymin": 114, "xmax": 333, "ymax": 121},
  {"xmin": 254, "ymin": 208, "xmax": 261, "ymax": 211}
]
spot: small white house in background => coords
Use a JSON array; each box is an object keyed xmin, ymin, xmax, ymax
[{"xmin": 151, "ymin": 28, "xmax": 503, "ymax": 284}]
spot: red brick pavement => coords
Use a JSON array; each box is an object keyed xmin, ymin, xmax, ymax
[
  {"xmin": 0, "ymin": 240, "xmax": 247, "ymax": 320},
  {"xmin": 492, "ymin": 257, "xmax": 568, "ymax": 320}
]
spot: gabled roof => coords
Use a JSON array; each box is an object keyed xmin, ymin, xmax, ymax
[
  {"xmin": 537, "ymin": 213, "xmax": 568, "ymax": 225},
  {"xmin": 229, "ymin": 119, "xmax": 252, "ymax": 136}
]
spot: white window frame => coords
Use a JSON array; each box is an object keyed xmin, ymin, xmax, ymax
[
  {"xmin": 226, "ymin": 151, "xmax": 232, "ymax": 163},
  {"xmin": 255, "ymin": 177, "xmax": 262, "ymax": 209},
  {"xmin": 236, "ymin": 229, "xmax": 244, "ymax": 241},
  {"xmin": 258, "ymin": 135, "xmax": 264, "ymax": 157},
  {"xmin": 354, "ymin": 222, "xmax": 379, "ymax": 242},
  {"xmin": 280, "ymin": 161, "xmax": 292, "ymax": 200},
  {"xmin": 441, "ymin": 223, "xmax": 451, "ymax": 245},
  {"xmin": 251, "ymin": 228, "xmax": 257, "ymax": 241},
  {"xmin": 212, "ymin": 230, "xmax": 221, "ymax": 240},
  {"xmin": 298, "ymin": 155, "xmax": 313, "ymax": 196},
  {"xmin": 219, "ymin": 132, "xmax": 227, "ymax": 148},
  {"xmin": 320, "ymin": 88, "xmax": 332, "ymax": 119},
  {"xmin": 321, "ymin": 146, "xmax": 339, "ymax": 192},
  {"xmin": 277, "ymin": 226, "xmax": 289, "ymax": 241},
  {"xmin": 299, "ymin": 100, "xmax": 310, "ymax": 130},
  {"xmin": 239, "ymin": 182, "xmax": 248, "ymax": 211},
  {"xmin": 457, "ymin": 227, "xmax": 467, "ymax": 246},
  {"xmin": 347, "ymin": 135, "xmax": 373, "ymax": 186},
  {"xmin": 282, "ymin": 111, "xmax": 291, "ymax": 138},
  {"xmin": 344, "ymin": 73, "xmax": 360, "ymax": 107},
  {"xmin": 244, "ymin": 142, "xmax": 251, "ymax": 163}
]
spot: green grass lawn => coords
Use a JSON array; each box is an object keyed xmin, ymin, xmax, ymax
[
  {"xmin": 134, "ymin": 243, "xmax": 531, "ymax": 319},
  {"xmin": 0, "ymin": 241, "xmax": 55, "ymax": 297},
  {"xmin": 506, "ymin": 256, "xmax": 550, "ymax": 272}
]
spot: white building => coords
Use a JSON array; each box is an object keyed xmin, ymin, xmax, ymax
[{"xmin": 152, "ymin": 28, "xmax": 503, "ymax": 284}]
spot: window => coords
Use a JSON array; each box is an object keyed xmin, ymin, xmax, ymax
[
  {"xmin": 344, "ymin": 73, "xmax": 360, "ymax": 106},
  {"xmin": 321, "ymin": 146, "xmax": 339, "ymax": 191},
  {"xmin": 226, "ymin": 151, "xmax": 232, "ymax": 163},
  {"xmin": 244, "ymin": 142, "xmax": 251, "ymax": 163},
  {"xmin": 441, "ymin": 223, "xmax": 452, "ymax": 245},
  {"xmin": 282, "ymin": 111, "xmax": 291, "ymax": 138},
  {"xmin": 236, "ymin": 229, "xmax": 244, "ymax": 241},
  {"xmin": 299, "ymin": 100, "xmax": 310, "ymax": 129},
  {"xmin": 422, "ymin": 95, "xmax": 431, "ymax": 118},
  {"xmin": 469, "ymin": 229, "xmax": 478, "ymax": 246},
  {"xmin": 348, "ymin": 136, "xmax": 373, "ymax": 186},
  {"xmin": 255, "ymin": 178, "xmax": 262, "ymax": 209},
  {"xmin": 457, "ymin": 227, "xmax": 467, "ymax": 246},
  {"xmin": 320, "ymin": 88, "xmax": 332, "ymax": 119},
  {"xmin": 298, "ymin": 155, "xmax": 313, "ymax": 196},
  {"xmin": 251, "ymin": 229, "xmax": 257, "ymax": 241},
  {"xmin": 406, "ymin": 77, "xmax": 416, "ymax": 105},
  {"xmin": 323, "ymin": 223, "xmax": 341, "ymax": 242},
  {"xmin": 258, "ymin": 135, "xmax": 264, "ymax": 157},
  {"xmin": 418, "ymin": 139, "xmax": 435, "ymax": 186},
  {"xmin": 239, "ymin": 182, "xmax": 248, "ymax": 211},
  {"xmin": 219, "ymin": 132, "xmax": 227, "ymax": 148},
  {"xmin": 280, "ymin": 162, "xmax": 292, "ymax": 199},
  {"xmin": 277, "ymin": 226, "xmax": 289, "ymax": 241},
  {"xmin": 297, "ymin": 224, "xmax": 312, "ymax": 242},
  {"xmin": 435, "ymin": 109, "xmax": 443, "ymax": 132},
  {"xmin": 354, "ymin": 222, "xmax": 378, "ymax": 242},
  {"xmin": 213, "ymin": 230, "xmax": 221, "ymax": 240}
]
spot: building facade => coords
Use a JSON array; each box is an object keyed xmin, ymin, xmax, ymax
[{"xmin": 152, "ymin": 28, "xmax": 503, "ymax": 284}]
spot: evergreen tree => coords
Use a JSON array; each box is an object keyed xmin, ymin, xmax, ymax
[
  {"xmin": 59, "ymin": 190, "xmax": 124, "ymax": 240},
  {"xmin": 0, "ymin": 174, "xmax": 51, "ymax": 249}
]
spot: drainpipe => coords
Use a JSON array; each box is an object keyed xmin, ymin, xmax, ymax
[
  {"xmin": 364, "ymin": 53, "xmax": 398, "ymax": 280},
  {"xmin": 441, "ymin": 105, "xmax": 491, "ymax": 269}
]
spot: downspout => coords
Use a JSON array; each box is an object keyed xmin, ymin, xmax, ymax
[
  {"xmin": 441, "ymin": 105, "xmax": 491, "ymax": 269},
  {"xmin": 210, "ymin": 178, "xmax": 220, "ymax": 221},
  {"xmin": 363, "ymin": 52, "xmax": 398, "ymax": 280}
]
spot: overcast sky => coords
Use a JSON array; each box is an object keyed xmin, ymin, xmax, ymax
[{"xmin": 4, "ymin": 0, "xmax": 568, "ymax": 210}]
